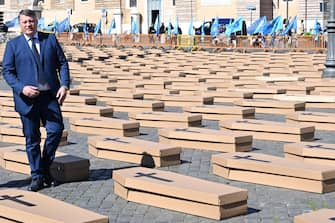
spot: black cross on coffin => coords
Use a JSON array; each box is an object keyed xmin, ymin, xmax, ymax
[
  {"xmin": 233, "ymin": 155, "xmax": 270, "ymax": 163},
  {"xmin": 175, "ymin": 128, "xmax": 200, "ymax": 133},
  {"xmin": 329, "ymin": 217, "xmax": 335, "ymax": 221},
  {"xmin": 236, "ymin": 120, "xmax": 261, "ymax": 125},
  {"xmin": 13, "ymin": 149, "xmax": 26, "ymax": 153},
  {"xmin": 134, "ymin": 172, "xmax": 173, "ymax": 182},
  {"xmin": 8, "ymin": 125, "xmax": 21, "ymax": 129},
  {"xmin": 306, "ymin": 144, "xmax": 335, "ymax": 151},
  {"xmin": 81, "ymin": 117, "xmax": 99, "ymax": 121},
  {"xmin": 0, "ymin": 195, "xmax": 36, "ymax": 207},
  {"xmin": 142, "ymin": 112, "xmax": 154, "ymax": 115},
  {"xmin": 103, "ymin": 137, "xmax": 130, "ymax": 144},
  {"xmin": 301, "ymin": 112, "xmax": 326, "ymax": 117}
]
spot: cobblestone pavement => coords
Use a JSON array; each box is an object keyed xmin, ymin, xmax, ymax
[{"xmin": 1, "ymin": 76, "xmax": 335, "ymax": 223}]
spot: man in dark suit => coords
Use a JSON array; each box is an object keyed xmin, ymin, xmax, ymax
[{"xmin": 2, "ymin": 9, "xmax": 70, "ymax": 192}]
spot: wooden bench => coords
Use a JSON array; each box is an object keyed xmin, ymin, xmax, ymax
[
  {"xmin": 129, "ymin": 112, "xmax": 202, "ymax": 128},
  {"xmin": 220, "ymin": 119, "xmax": 315, "ymax": 142},
  {"xmin": 233, "ymin": 99, "xmax": 305, "ymax": 114},
  {"xmin": 286, "ymin": 111, "xmax": 335, "ymax": 131},
  {"xmin": 294, "ymin": 209, "xmax": 335, "ymax": 223},
  {"xmin": 212, "ymin": 152, "xmax": 335, "ymax": 193},
  {"xmin": 159, "ymin": 127, "xmax": 252, "ymax": 152},
  {"xmin": 284, "ymin": 142, "xmax": 335, "ymax": 166},
  {"xmin": 113, "ymin": 167, "xmax": 247, "ymax": 220},
  {"xmin": 0, "ymin": 189, "xmax": 108, "ymax": 223},
  {"xmin": 88, "ymin": 136, "xmax": 181, "ymax": 167}
]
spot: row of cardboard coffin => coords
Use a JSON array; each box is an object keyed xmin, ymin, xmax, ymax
[
  {"xmin": 88, "ymin": 133, "xmax": 335, "ymax": 193},
  {"xmin": 70, "ymin": 115, "xmax": 317, "ymax": 143},
  {"xmin": 1, "ymin": 98, "xmax": 334, "ymax": 132}
]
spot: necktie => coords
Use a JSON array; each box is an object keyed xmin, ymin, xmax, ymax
[{"xmin": 30, "ymin": 37, "xmax": 47, "ymax": 85}]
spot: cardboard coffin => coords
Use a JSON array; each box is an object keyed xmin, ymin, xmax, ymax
[
  {"xmin": 64, "ymin": 95, "xmax": 97, "ymax": 105},
  {"xmin": 60, "ymin": 104, "xmax": 114, "ymax": 118},
  {"xmin": 0, "ymin": 189, "xmax": 108, "ymax": 223},
  {"xmin": 233, "ymin": 99, "xmax": 305, "ymax": 114},
  {"xmin": 0, "ymin": 145, "xmax": 66, "ymax": 175},
  {"xmin": 70, "ymin": 117, "xmax": 139, "ymax": 136},
  {"xmin": 273, "ymin": 94, "xmax": 335, "ymax": 109},
  {"xmin": 159, "ymin": 127, "xmax": 252, "ymax": 152},
  {"xmin": 106, "ymin": 99, "xmax": 164, "ymax": 113},
  {"xmin": 0, "ymin": 109, "xmax": 20, "ymax": 124},
  {"xmin": 96, "ymin": 91, "xmax": 144, "ymax": 102},
  {"xmin": 159, "ymin": 94, "xmax": 214, "ymax": 107},
  {"xmin": 129, "ymin": 111, "xmax": 202, "ymax": 128},
  {"xmin": 294, "ymin": 209, "xmax": 335, "ymax": 223},
  {"xmin": 88, "ymin": 135, "xmax": 181, "ymax": 167},
  {"xmin": 220, "ymin": 119, "xmax": 315, "ymax": 142},
  {"xmin": 184, "ymin": 105, "xmax": 255, "ymax": 120},
  {"xmin": 286, "ymin": 111, "xmax": 335, "ymax": 131},
  {"xmin": 0, "ymin": 124, "xmax": 68, "ymax": 146},
  {"xmin": 113, "ymin": 167, "xmax": 248, "ymax": 220},
  {"xmin": 212, "ymin": 152, "xmax": 335, "ymax": 193},
  {"xmin": 284, "ymin": 142, "xmax": 335, "ymax": 166}
]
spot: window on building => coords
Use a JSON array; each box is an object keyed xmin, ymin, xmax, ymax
[
  {"xmin": 0, "ymin": 0, "xmax": 4, "ymax": 5},
  {"xmin": 172, "ymin": 0, "xmax": 176, "ymax": 6},
  {"xmin": 130, "ymin": 0, "xmax": 137, "ymax": 8},
  {"xmin": 81, "ymin": 0, "xmax": 88, "ymax": 2}
]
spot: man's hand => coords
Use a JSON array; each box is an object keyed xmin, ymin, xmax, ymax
[
  {"xmin": 56, "ymin": 86, "xmax": 68, "ymax": 105},
  {"xmin": 22, "ymin": 86, "xmax": 40, "ymax": 98}
]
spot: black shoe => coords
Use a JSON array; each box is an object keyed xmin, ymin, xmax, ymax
[
  {"xmin": 27, "ymin": 178, "xmax": 44, "ymax": 192},
  {"xmin": 43, "ymin": 173, "xmax": 54, "ymax": 187}
]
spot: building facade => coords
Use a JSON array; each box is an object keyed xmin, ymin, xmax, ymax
[{"xmin": 0, "ymin": 0, "xmax": 330, "ymax": 34}]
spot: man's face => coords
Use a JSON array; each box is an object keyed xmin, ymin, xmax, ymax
[{"xmin": 19, "ymin": 14, "xmax": 37, "ymax": 36}]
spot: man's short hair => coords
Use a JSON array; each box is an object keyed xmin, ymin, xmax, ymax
[{"xmin": 18, "ymin": 9, "xmax": 37, "ymax": 20}]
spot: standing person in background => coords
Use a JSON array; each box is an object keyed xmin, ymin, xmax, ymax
[
  {"xmin": 299, "ymin": 19, "xmax": 305, "ymax": 35},
  {"xmin": 2, "ymin": 9, "xmax": 70, "ymax": 192}
]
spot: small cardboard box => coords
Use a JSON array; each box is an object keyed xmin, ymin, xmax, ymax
[
  {"xmin": 113, "ymin": 167, "xmax": 247, "ymax": 220},
  {"xmin": 0, "ymin": 189, "xmax": 108, "ymax": 223},
  {"xmin": 50, "ymin": 155, "xmax": 90, "ymax": 183}
]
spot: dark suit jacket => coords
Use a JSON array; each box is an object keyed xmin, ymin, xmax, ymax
[{"xmin": 2, "ymin": 32, "xmax": 70, "ymax": 115}]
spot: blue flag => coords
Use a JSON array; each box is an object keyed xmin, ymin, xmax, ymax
[
  {"xmin": 253, "ymin": 16, "xmax": 267, "ymax": 34},
  {"xmin": 263, "ymin": 16, "xmax": 283, "ymax": 35},
  {"xmin": 38, "ymin": 17, "xmax": 45, "ymax": 30},
  {"xmin": 131, "ymin": 17, "xmax": 139, "ymax": 34},
  {"xmin": 210, "ymin": 16, "xmax": 219, "ymax": 37},
  {"xmin": 5, "ymin": 17, "xmax": 18, "ymax": 28},
  {"xmin": 311, "ymin": 19, "xmax": 322, "ymax": 35},
  {"xmin": 280, "ymin": 16, "xmax": 297, "ymax": 36},
  {"xmin": 107, "ymin": 18, "xmax": 116, "ymax": 36},
  {"xmin": 188, "ymin": 19, "xmax": 194, "ymax": 35},
  {"xmin": 57, "ymin": 17, "xmax": 70, "ymax": 33},
  {"xmin": 248, "ymin": 16, "xmax": 266, "ymax": 35},
  {"xmin": 94, "ymin": 19, "xmax": 101, "ymax": 36},
  {"xmin": 83, "ymin": 18, "xmax": 88, "ymax": 35},
  {"xmin": 173, "ymin": 16, "xmax": 179, "ymax": 35},
  {"xmin": 154, "ymin": 16, "xmax": 160, "ymax": 35},
  {"xmin": 167, "ymin": 21, "xmax": 172, "ymax": 35},
  {"xmin": 226, "ymin": 17, "xmax": 243, "ymax": 35}
]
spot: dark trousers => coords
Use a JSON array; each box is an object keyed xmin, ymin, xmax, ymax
[{"xmin": 20, "ymin": 92, "xmax": 64, "ymax": 180}]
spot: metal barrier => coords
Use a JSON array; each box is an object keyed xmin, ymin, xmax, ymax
[{"xmin": 57, "ymin": 32, "xmax": 327, "ymax": 51}]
